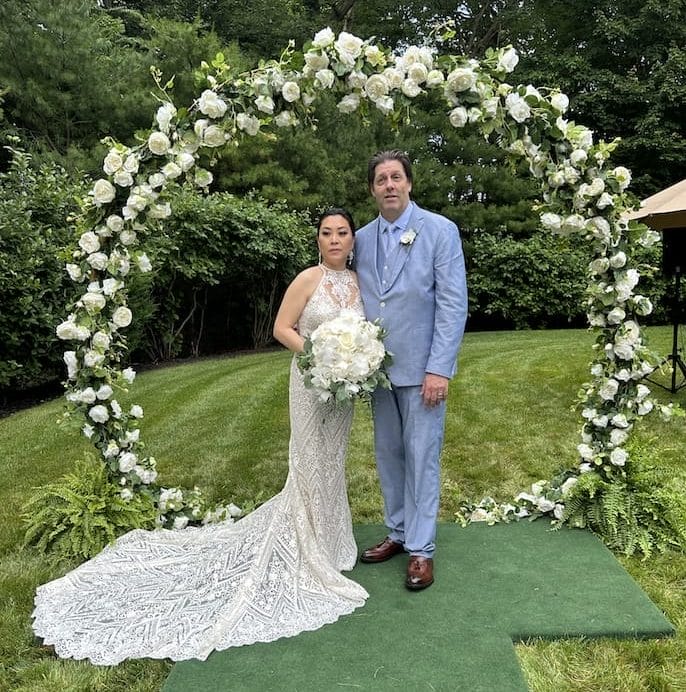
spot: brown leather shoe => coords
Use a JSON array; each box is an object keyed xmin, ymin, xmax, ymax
[
  {"xmin": 405, "ymin": 556, "xmax": 434, "ymax": 590},
  {"xmin": 360, "ymin": 537, "xmax": 405, "ymax": 563}
]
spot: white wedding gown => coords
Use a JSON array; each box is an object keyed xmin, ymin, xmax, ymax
[{"xmin": 32, "ymin": 265, "xmax": 369, "ymax": 665}]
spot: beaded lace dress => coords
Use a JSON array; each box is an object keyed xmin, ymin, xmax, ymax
[{"xmin": 32, "ymin": 266, "xmax": 368, "ymax": 665}]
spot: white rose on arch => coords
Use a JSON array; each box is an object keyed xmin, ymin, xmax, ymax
[
  {"xmin": 505, "ymin": 93, "xmax": 531, "ymax": 123},
  {"xmin": 281, "ymin": 81, "xmax": 301, "ymax": 102},
  {"xmin": 255, "ymin": 95, "xmax": 275, "ymax": 114},
  {"xmin": 91, "ymin": 179, "xmax": 117, "ymax": 206},
  {"xmin": 112, "ymin": 306, "xmax": 133, "ymax": 328},
  {"xmin": 334, "ymin": 31, "xmax": 364, "ymax": 61},
  {"xmin": 315, "ymin": 69, "xmax": 335, "ymax": 89},
  {"xmin": 156, "ymin": 102, "xmax": 177, "ymax": 133},
  {"xmin": 103, "ymin": 150, "xmax": 123, "ymax": 175},
  {"xmin": 305, "ymin": 50, "xmax": 329, "ymax": 72},
  {"xmin": 446, "ymin": 67, "xmax": 477, "ymax": 92},
  {"xmin": 496, "ymin": 46, "xmax": 519, "ymax": 73},
  {"xmin": 337, "ymin": 94, "xmax": 360, "ymax": 114},
  {"xmin": 198, "ymin": 89, "xmax": 228, "ymax": 118},
  {"xmin": 364, "ymin": 74, "xmax": 390, "ymax": 101},
  {"xmin": 550, "ymin": 92, "xmax": 569, "ymax": 113},
  {"xmin": 449, "ymin": 106, "xmax": 469, "ymax": 128},
  {"xmin": 312, "ymin": 26, "xmax": 335, "ymax": 49},
  {"xmin": 148, "ymin": 131, "xmax": 171, "ymax": 155}
]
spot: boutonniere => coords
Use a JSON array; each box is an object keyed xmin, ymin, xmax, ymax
[{"xmin": 399, "ymin": 229, "xmax": 417, "ymax": 246}]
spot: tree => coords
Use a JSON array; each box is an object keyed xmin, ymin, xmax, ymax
[
  {"xmin": 0, "ymin": 1, "xmax": 151, "ymax": 165},
  {"xmin": 112, "ymin": 0, "xmax": 323, "ymax": 58},
  {"xmin": 506, "ymin": 0, "xmax": 686, "ymax": 197},
  {"xmin": 0, "ymin": 1, "xmax": 230, "ymax": 174}
]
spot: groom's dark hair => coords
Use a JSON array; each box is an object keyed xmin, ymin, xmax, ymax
[{"xmin": 367, "ymin": 150, "xmax": 413, "ymax": 187}]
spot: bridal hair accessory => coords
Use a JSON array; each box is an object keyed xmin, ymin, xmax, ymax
[
  {"xmin": 399, "ymin": 229, "xmax": 417, "ymax": 246},
  {"xmin": 297, "ymin": 309, "xmax": 392, "ymax": 405}
]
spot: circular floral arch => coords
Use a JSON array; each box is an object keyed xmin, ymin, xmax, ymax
[{"xmin": 56, "ymin": 28, "xmax": 673, "ymax": 529}]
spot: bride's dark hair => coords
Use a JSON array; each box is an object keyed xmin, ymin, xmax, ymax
[{"xmin": 317, "ymin": 207, "xmax": 356, "ymax": 235}]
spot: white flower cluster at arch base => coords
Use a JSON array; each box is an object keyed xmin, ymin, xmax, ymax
[{"xmin": 56, "ymin": 27, "xmax": 676, "ymax": 530}]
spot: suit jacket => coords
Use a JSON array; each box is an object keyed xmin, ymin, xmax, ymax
[{"xmin": 355, "ymin": 204, "xmax": 468, "ymax": 387}]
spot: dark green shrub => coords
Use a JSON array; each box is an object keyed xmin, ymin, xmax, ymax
[{"xmin": 0, "ymin": 148, "xmax": 86, "ymax": 391}]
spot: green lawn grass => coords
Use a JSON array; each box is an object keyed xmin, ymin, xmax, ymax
[{"xmin": 1, "ymin": 327, "xmax": 684, "ymax": 691}]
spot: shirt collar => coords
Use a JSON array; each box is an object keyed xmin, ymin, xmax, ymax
[{"xmin": 380, "ymin": 201, "xmax": 415, "ymax": 233}]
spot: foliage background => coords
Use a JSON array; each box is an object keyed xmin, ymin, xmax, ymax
[{"xmin": 0, "ymin": 0, "xmax": 683, "ymax": 394}]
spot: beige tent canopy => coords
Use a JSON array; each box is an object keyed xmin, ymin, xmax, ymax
[
  {"xmin": 625, "ymin": 178, "xmax": 686, "ymax": 229},
  {"xmin": 626, "ymin": 177, "xmax": 686, "ymax": 392}
]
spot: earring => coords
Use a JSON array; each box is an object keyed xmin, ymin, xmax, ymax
[
  {"xmin": 347, "ymin": 249, "xmax": 354, "ymax": 267},
  {"xmin": 318, "ymin": 251, "xmax": 322, "ymax": 265}
]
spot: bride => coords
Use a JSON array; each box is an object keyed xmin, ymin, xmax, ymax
[{"xmin": 32, "ymin": 208, "xmax": 369, "ymax": 665}]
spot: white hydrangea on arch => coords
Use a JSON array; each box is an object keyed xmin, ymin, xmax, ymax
[{"xmin": 56, "ymin": 28, "xmax": 674, "ymax": 529}]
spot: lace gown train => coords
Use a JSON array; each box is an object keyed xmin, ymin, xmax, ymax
[{"xmin": 32, "ymin": 266, "xmax": 368, "ymax": 665}]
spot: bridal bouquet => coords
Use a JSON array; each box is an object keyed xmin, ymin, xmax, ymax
[{"xmin": 297, "ymin": 309, "xmax": 392, "ymax": 404}]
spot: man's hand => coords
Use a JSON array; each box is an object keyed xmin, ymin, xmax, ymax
[{"xmin": 421, "ymin": 373, "xmax": 450, "ymax": 408}]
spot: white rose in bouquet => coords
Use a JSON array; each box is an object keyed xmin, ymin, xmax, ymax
[{"xmin": 297, "ymin": 309, "xmax": 392, "ymax": 404}]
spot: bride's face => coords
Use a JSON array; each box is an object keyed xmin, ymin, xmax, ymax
[{"xmin": 317, "ymin": 214, "xmax": 354, "ymax": 270}]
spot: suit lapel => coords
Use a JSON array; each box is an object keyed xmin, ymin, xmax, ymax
[{"xmin": 382, "ymin": 208, "xmax": 424, "ymax": 293}]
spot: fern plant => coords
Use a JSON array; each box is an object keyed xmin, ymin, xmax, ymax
[
  {"xmin": 563, "ymin": 440, "xmax": 686, "ymax": 558},
  {"xmin": 23, "ymin": 457, "xmax": 157, "ymax": 561}
]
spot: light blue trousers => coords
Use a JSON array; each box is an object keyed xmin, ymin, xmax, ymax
[{"xmin": 371, "ymin": 384, "xmax": 447, "ymax": 558}]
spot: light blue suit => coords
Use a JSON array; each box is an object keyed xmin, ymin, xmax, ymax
[{"xmin": 356, "ymin": 203, "xmax": 468, "ymax": 557}]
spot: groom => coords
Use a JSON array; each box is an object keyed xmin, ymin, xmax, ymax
[{"xmin": 355, "ymin": 150, "xmax": 468, "ymax": 590}]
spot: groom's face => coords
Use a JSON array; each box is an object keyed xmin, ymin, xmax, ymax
[{"xmin": 370, "ymin": 160, "xmax": 412, "ymax": 221}]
